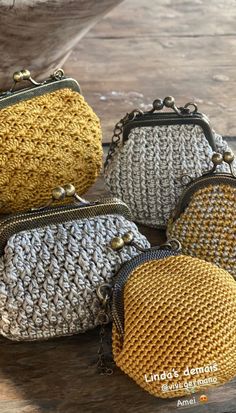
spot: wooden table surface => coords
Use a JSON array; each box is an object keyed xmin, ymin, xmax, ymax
[
  {"xmin": 64, "ymin": 0, "xmax": 236, "ymax": 142},
  {"xmin": 1, "ymin": 0, "xmax": 236, "ymax": 412}
]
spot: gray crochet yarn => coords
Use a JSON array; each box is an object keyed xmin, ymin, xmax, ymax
[
  {"xmin": 104, "ymin": 124, "xmax": 232, "ymax": 228},
  {"xmin": 0, "ymin": 214, "xmax": 149, "ymax": 341}
]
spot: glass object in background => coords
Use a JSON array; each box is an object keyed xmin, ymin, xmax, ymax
[{"xmin": 0, "ymin": 0, "xmax": 123, "ymax": 90}]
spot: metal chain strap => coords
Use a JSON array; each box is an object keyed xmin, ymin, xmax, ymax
[
  {"xmin": 96, "ymin": 323, "xmax": 113, "ymax": 376},
  {"xmin": 96, "ymin": 284, "xmax": 114, "ymax": 376},
  {"xmin": 104, "ymin": 109, "xmax": 143, "ymax": 169}
]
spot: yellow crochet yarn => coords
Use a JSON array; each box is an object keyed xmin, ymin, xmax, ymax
[
  {"xmin": 113, "ymin": 255, "xmax": 236, "ymax": 398},
  {"xmin": 167, "ymin": 184, "xmax": 236, "ymax": 279},
  {"xmin": 0, "ymin": 88, "xmax": 102, "ymax": 213}
]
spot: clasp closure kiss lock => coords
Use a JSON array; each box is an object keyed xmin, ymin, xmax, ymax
[
  {"xmin": 110, "ymin": 231, "xmax": 181, "ymax": 253},
  {"xmin": 178, "ymin": 151, "xmax": 236, "ymax": 186},
  {"xmin": 148, "ymin": 96, "xmax": 198, "ymax": 116},
  {"xmin": 210, "ymin": 151, "xmax": 236, "ymax": 177},
  {"xmin": 31, "ymin": 183, "xmax": 88, "ymax": 212},
  {"xmin": 8, "ymin": 68, "xmax": 65, "ymax": 93}
]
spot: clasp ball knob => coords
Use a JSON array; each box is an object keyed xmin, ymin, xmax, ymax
[
  {"xmin": 64, "ymin": 183, "xmax": 76, "ymax": 197},
  {"xmin": 13, "ymin": 71, "xmax": 24, "ymax": 82},
  {"xmin": 21, "ymin": 69, "xmax": 31, "ymax": 80},
  {"xmin": 52, "ymin": 186, "xmax": 66, "ymax": 200},
  {"xmin": 212, "ymin": 153, "xmax": 223, "ymax": 166},
  {"xmin": 163, "ymin": 96, "xmax": 175, "ymax": 108},
  {"xmin": 122, "ymin": 231, "xmax": 134, "ymax": 245},
  {"xmin": 153, "ymin": 99, "xmax": 164, "ymax": 111},
  {"xmin": 223, "ymin": 151, "xmax": 235, "ymax": 164},
  {"xmin": 110, "ymin": 237, "xmax": 124, "ymax": 251}
]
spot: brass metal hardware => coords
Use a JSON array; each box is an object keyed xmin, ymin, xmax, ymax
[
  {"xmin": 13, "ymin": 69, "xmax": 32, "ymax": 83},
  {"xmin": 122, "ymin": 231, "xmax": 134, "ymax": 245},
  {"xmin": 110, "ymin": 237, "xmax": 125, "ymax": 251},
  {"xmin": 21, "ymin": 69, "xmax": 31, "ymax": 80},
  {"xmin": 8, "ymin": 68, "xmax": 66, "ymax": 94},
  {"xmin": 152, "ymin": 98, "xmax": 164, "ymax": 111},
  {"xmin": 111, "ymin": 232, "xmax": 181, "ymax": 254},
  {"xmin": 12, "ymin": 69, "xmax": 42, "ymax": 90},
  {"xmin": 52, "ymin": 68, "xmax": 65, "ymax": 80},
  {"xmin": 64, "ymin": 183, "xmax": 76, "ymax": 197},
  {"xmin": 52, "ymin": 186, "xmax": 66, "ymax": 201},
  {"xmin": 149, "ymin": 96, "xmax": 198, "ymax": 116},
  {"xmin": 179, "ymin": 151, "xmax": 235, "ymax": 189},
  {"xmin": 223, "ymin": 151, "xmax": 235, "ymax": 175},
  {"xmin": 31, "ymin": 184, "xmax": 88, "ymax": 212},
  {"xmin": 104, "ymin": 109, "xmax": 143, "ymax": 169},
  {"xmin": 184, "ymin": 102, "xmax": 198, "ymax": 114},
  {"xmin": 163, "ymin": 239, "xmax": 182, "ymax": 252},
  {"xmin": 110, "ymin": 231, "xmax": 136, "ymax": 251},
  {"xmin": 96, "ymin": 283, "xmax": 113, "ymax": 376},
  {"xmin": 0, "ymin": 198, "xmax": 131, "ymax": 256},
  {"xmin": 212, "ymin": 152, "xmax": 223, "ymax": 166},
  {"xmin": 13, "ymin": 71, "xmax": 24, "ymax": 82},
  {"xmin": 51, "ymin": 184, "xmax": 87, "ymax": 204},
  {"xmin": 0, "ymin": 69, "xmax": 80, "ymax": 103},
  {"xmin": 223, "ymin": 151, "xmax": 235, "ymax": 164},
  {"xmin": 211, "ymin": 151, "xmax": 235, "ymax": 176},
  {"xmin": 96, "ymin": 283, "xmax": 112, "ymax": 308},
  {"xmin": 163, "ymin": 96, "xmax": 198, "ymax": 116},
  {"xmin": 177, "ymin": 173, "xmax": 193, "ymax": 186},
  {"xmin": 163, "ymin": 96, "xmax": 175, "ymax": 108}
]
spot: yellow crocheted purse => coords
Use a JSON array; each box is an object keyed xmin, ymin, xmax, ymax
[
  {"xmin": 108, "ymin": 236, "xmax": 236, "ymax": 399},
  {"xmin": 167, "ymin": 151, "xmax": 236, "ymax": 279},
  {"xmin": 0, "ymin": 69, "xmax": 102, "ymax": 214}
]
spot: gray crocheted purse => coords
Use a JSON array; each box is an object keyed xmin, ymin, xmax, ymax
[
  {"xmin": 0, "ymin": 185, "xmax": 149, "ymax": 341},
  {"xmin": 104, "ymin": 96, "xmax": 233, "ymax": 228}
]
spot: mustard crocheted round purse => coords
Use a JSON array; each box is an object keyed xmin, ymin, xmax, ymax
[
  {"xmin": 0, "ymin": 69, "xmax": 102, "ymax": 214},
  {"xmin": 167, "ymin": 151, "xmax": 236, "ymax": 279},
  {"xmin": 110, "ymin": 237, "xmax": 236, "ymax": 399}
]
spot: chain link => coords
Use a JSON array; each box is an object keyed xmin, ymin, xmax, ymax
[
  {"xmin": 52, "ymin": 68, "xmax": 65, "ymax": 81},
  {"xmin": 104, "ymin": 109, "xmax": 143, "ymax": 169},
  {"xmin": 96, "ymin": 323, "xmax": 113, "ymax": 375},
  {"xmin": 96, "ymin": 284, "xmax": 114, "ymax": 376}
]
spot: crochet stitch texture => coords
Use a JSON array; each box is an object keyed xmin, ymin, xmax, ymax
[
  {"xmin": 104, "ymin": 124, "xmax": 231, "ymax": 227},
  {"xmin": 167, "ymin": 183, "xmax": 236, "ymax": 279},
  {"xmin": 113, "ymin": 255, "xmax": 236, "ymax": 398},
  {"xmin": 0, "ymin": 88, "xmax": 102, "ymax": 214},
  {"xmin": 0, "ymin": 214, "xmax": 149, "ymax": 341}
]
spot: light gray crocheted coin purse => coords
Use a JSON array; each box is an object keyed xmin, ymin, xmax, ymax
[
  {"xmin": 0, "ymin": 186, "xmax": 149, "ymax": 341},
  {"xmin": 104, "ymin": 96, "xmax": 234, "ymax": 228}
]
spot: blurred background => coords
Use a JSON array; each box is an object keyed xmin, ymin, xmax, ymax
[{"xmin": 63, "ymin": 0, "xmax": 236, "ymax": 148}]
